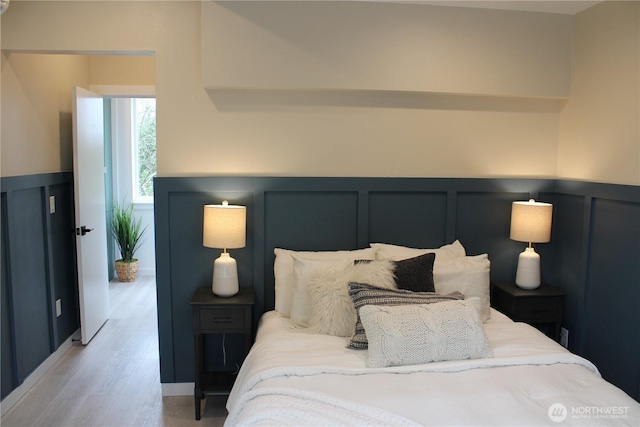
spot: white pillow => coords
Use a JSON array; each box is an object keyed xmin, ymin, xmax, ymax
[
  {"xmin": 273, "ymin": 247, "xmax": 377, "ymax": 317},
  {"xmin": 371, "ymin": 240, "xmax": 466, "ymax": 263},
  {"xmin": 304, "ymin": 265, "xmax": 355, "ymax": 336},
  {"xmin": 290, "ymin": 258, "xmax": 351, "ymax": 327},
  {"xmin": 360, "ymin": 297, "xmax": 493, "ymax": 368},
  {"xmin": 434, "ymin": 254, "xmax": 491, "ymax": 322},
  {"xmin": 291, "ymin": 258, "xmax": 397, "ymax": 330}
]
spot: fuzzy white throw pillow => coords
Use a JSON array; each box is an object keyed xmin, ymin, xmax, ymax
[
  {"xmin": 306, "ymin": 260, "xmax": 396, "ymax": 337},
  {"xmin": 290, "ymin": 258, "xmax": 352, "ymax": 327}
]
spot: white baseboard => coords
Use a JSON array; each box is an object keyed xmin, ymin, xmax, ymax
[
  {"xmin": 0, "ymin": 332, "xmax": 77, "ymax": 416},
  {"xmin": 162, "ymin": 382, "xmax": 194, "ymax": 396},
  {"xmin": 138, "ymin": 267, "xmax": 156, "ymax": 276}
]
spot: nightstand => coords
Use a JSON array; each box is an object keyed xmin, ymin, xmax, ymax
[
  {"xmin": 190, "ymin": 287, "xmax": 254, "ymax": 420},
  {"xmin": 491, "ymin": 282, "xmax": 566, "ymax": 341}
]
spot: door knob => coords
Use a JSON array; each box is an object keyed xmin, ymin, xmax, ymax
[{"xmin": 75, "ymin": 226, "xmax": 94, "ymax": 236}]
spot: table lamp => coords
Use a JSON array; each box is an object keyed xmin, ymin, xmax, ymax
[
  {"xmin": 510, "ymin": 199, "xmax": 553, "ymax": 290},
  {"xmin": 203, "ymin": 201, "xmax": 246, "ymax": 297}
]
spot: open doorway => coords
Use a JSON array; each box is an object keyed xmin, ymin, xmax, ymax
[
  {"xmin": 71, "ymin": 87, "xmax": 156, "ymax": 341},
  {"xmin": 107, "ymin": 96, "xmax": 157, "ymax": 280}
]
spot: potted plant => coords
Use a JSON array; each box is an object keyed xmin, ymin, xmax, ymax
[{"xmin": 111, "ymin": 202, "xmax": 147, "ymax": 282}]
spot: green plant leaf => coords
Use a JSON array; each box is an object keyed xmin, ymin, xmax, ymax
[{"xmin": 110, "ymin": 201, "xmax": 147, "ymax": 263}]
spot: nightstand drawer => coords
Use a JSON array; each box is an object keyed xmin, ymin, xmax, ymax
[
  {"xmin": 514, "ymin": 297, "xmax": 562, "ymax": 322},
  {"xmin": 491, "ymin": 282, "xmax": 565, "ymax": 342},
  {"xmin": 199, "ymin": 308, "xmax": 245, "ymax": 332}
]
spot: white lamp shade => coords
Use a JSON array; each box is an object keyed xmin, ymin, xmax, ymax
[
  {"xmin": 203, "ymin": 202, "xmax": 246, "ymax": 249},
  {"xmin": 510, "ymin": 199, "xmax": 553, "ymax": 244}
]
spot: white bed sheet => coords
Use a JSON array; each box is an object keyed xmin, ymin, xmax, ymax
[{"xmin": 226, "ymin": 309, "xmax": 640, "ymax": 426}]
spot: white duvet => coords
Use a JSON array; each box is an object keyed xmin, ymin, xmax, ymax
[{"xmin": 226, "ymin": 310, "xmax": 640, "ymax": 426}]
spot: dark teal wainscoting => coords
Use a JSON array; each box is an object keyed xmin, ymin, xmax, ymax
[
  {"xmin": 7, "ymin": 174, "xmax": 636, "ymax": 402},
  {"xmin": 154, "ymin": 176, "xmax": 639, "ymax": 402},
  {"xmin": 553, "ymin": 181, "xmax": 640, "ymax": 402},
  {"xmin": 1, "ymin": 172, "xmax": 79, "ymax": 400}
]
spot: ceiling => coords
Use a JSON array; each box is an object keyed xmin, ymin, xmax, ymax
[
  {"xmin": 406, "ymin": 0, "xmax": 604, "ymax": 15},
  {"xmin": 232, "ymin": 0, "xmax": 605, "ymax": 15},
  {"xmin": 9, "ymin": 0, "xmax": 606, "ymax": 15}
]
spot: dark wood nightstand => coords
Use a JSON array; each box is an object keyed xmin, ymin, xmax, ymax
[
  {"xmin": 491, "ymin": 282, "xmax": 566, "ymax": 341},
  {"xmin": 190, "ymin": 287, "xmax": 254, "ymax": 420}
]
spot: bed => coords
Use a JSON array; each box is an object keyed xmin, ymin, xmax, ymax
[{"xmin": 224, "ymin": 241, "xmax": 640, "ymax": 426}]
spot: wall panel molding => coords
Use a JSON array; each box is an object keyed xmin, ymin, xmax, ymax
[
  {"xmin": 553, "ymin": 180, "xmax": 640, "ymax": 400},
  {"xmin": 155, "ymin": 176, "xmax": 638, "ymax": 401},
  {"xmin": 0, "ymin": 172, "xmax": 78, "ymax": 402},
  {"xmin": 154, "ymin": 176, "xmax": 554, "ymax": 384}
]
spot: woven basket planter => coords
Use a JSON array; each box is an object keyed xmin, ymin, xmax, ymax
[{"xmin": 115, "ymin": 259, "xmax": 139, "ymax": 282}]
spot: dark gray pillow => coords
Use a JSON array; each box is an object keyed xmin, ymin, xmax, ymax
[
  {"xmin": 393, "ymin": 252, "xmax": 435, "ymax": 292},
  {"xmin": 347, "ymin": 282, "xmax": 464, "ymax": 349}
]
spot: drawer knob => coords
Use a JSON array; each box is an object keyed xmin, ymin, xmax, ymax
[{"xmin": 210, "ymin": 318, "xmax": 232, "ymax": 323}]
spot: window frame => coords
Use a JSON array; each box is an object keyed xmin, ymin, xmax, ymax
[
  {"xmin": 131, "ymin": 98, "xmax": 156, "ymax": 204},
  {"xmin": 110, "ymin": 96, "xmax": 156, "ymax": 207}
]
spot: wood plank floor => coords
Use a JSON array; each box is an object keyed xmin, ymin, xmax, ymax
[{"xmin": 1, "ymin": 276, "xmax": 227, "ymax": 427}]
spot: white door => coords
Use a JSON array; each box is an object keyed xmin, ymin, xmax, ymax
[{"xmin": 72, "ymin": 86, "xmax": 110, "ymax": 345}]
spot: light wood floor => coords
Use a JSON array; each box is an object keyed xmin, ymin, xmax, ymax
[{"xmin": 1, "ymin": 276, "xmax": 227, "ymax": 427}]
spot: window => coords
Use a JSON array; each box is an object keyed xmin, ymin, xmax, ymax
[
  {"xmin": 132, "ymin": 98, "xmax": 156, "ymax": 201},
  {"xmin": 111, "ymin": 97, "xmax": 156, "ymax": 205}
]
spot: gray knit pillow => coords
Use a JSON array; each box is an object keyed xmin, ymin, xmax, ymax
[
  {"xmin": 360, "ymin": 298, "xmax": 493, "ymax": 368},
  {"xmin": 347, "ymin": 283, "xmax": 464, "ymax": 349}
]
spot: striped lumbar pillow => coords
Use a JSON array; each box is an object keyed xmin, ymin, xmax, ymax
[{"xmin": 347, "ymin": 282, "xmax": 464, "ymax": 349}]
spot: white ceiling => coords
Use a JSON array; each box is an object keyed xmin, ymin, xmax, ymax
[
  {"xmin": 404, "ymin": 0, "xmax": 604, "ymax": 15},
  {"xmin": 240, "ymin": 0, "xmax": 605, "ymax": 15},
  {"xmin": 10, "ymin": 0, "xmax": 606, "ymax": 15}
]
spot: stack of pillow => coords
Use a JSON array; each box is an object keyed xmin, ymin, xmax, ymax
[{"xmin": 273, "ymin": 240, "xmax": 493, "ymax": 367}]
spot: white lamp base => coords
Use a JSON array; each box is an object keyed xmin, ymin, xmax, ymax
[
  {"xmin": 212, "ymin": 252, "xmax": 239, "ymax": 297},
  {"xmin": 515, "ymin": 247, "xmax": 541, "ymax": 290}
]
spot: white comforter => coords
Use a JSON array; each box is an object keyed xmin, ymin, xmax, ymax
[{"xmin": 226, "ymin": 310, "xmax": 640, "ymax": 426}]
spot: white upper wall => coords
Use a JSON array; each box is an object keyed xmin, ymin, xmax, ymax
[
  {"xmin": 203, "ymin": 2, "xmax": 573, "ymax": 97},
  {"xmin": 1, "ymin": 1, "xmax": 196, "ymax": 177},
  {"xmin": 1, "ymin": 53, "xmax": 89, "ymax": 176},
  {"xmin": 1, "ymin": 1, "xmax": 637, "ymax": 184},
  {"xmin": 558, "ymin": 0, "xmax": 640, "ymax": 185}
]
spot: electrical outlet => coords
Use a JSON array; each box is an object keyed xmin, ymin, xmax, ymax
[
  {"xmin": 56, "ymin": 299, "xmax": 62, "ymax": 317},
  {"xmin": 560, "ymin": 327, "xmax": 569, "ymax": 348}
]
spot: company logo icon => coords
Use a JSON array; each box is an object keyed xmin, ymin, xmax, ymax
[{"xmin": 549, "ymin": 403, "xmax": 568, "ymax": 422}]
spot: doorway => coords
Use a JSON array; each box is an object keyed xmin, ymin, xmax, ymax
[
  {"xmin": 73, "ymin": 84, "xmax": 157, "ymax": 343},
  {"xmin": 107, "ymin": 96, "xmax": 157, "ymax": 280}
]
